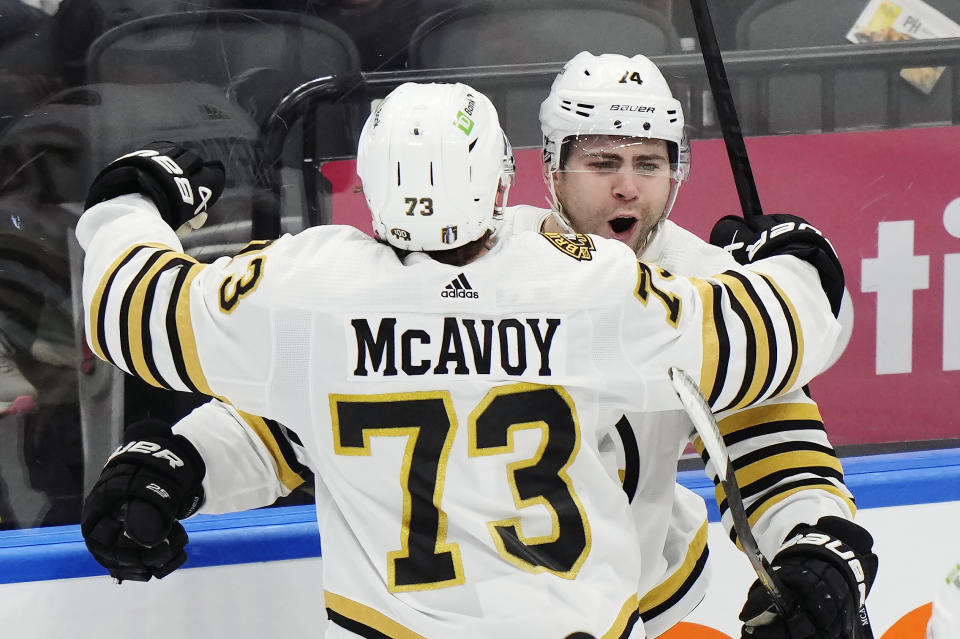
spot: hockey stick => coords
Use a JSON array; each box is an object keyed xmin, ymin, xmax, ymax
[
  {"xmin": 668, "ymin": 367, "xmax": 875, "ymax": 639},
  {"xmin": 689, "ymin": 0, "xmax": 764, "ymax": 218},
  {"xmin": 667, "ymin": 366, "xmax": 792, "ymax": 617}
]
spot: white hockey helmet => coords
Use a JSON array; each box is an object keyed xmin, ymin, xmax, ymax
[
  {"xmin": 540, "ymin": 52, "xmax": 691, "ymax": 223},
  {"xmin": 357, "ymin": 82, "xmax": 515, "ymax": 252}
]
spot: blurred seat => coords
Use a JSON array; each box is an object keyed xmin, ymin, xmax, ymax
[
  {"xmin": 408, "ymin": 0, "xmax": 681, "ymax": 147},
  {"xmin": 85, "ymin": 9, "xmax": 363, "ymax": 237},
  {"xmin": 81, "ymin": 10, "xmax": 364, "ymax": 468},
  {"xmin": 735, "ymin": 0, "xmax": 960, "ymax": 134}
]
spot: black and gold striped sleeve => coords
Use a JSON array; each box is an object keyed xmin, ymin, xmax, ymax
[
  {"xmin": 693, "ymin": 396, "xmax": 856, "ymax": 549},
  {"xmin": 87, "ymin": 242, "xmax": 214, "ymax": 395},
  {"xmin": 690, "ymin": 269, "xmax": 804, "ymax": 412},
  {"xmin": 234, "ymin": 410, "xmax": 311, "ymax": 491}
]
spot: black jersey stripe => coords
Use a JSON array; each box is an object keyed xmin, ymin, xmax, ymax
[
  {"xmin": 614, "ymin": 415, "xmax": 640, "ymax": 503},
  {"xmin": 719, "ymin": 271, "xmax": 778, "ymax": 406},
  {"xmin": 691, "ymin": 279, "xmax": 730, "ymax": 405},
  {"xmin": 130, "ymin": 251, "xmax": 189, "ymax": 389},
  {"xmin": 283, "ymin": 424, "xmax": 304, "ymax": 447},
  {"xmin": 117, "ymin": 249, "xmax": 167, "ymax": 375},
  {"xmin": 616, "ymin": 609, "xmax": 641, "ymax": 639},
  {"xmin": 164, "ymin": 263, "xmax": 200, "ymax": 393},
  {"xmin": 716, "ymin": 401, "xmax": 823, "ymax": 438},
  {"xmin": 744, "ymin": 478, "xmax": 855, "ymax": 522},
  {"xmin": 161, "ymin": 261, "xmax": 212, "ymax": 395},
  {"xmin": 717, "ymin": 464, "xmax": 846, "ymax": 515},
  {"xmin": 234, "ymin": 239, "xmax": 274, "ymax": 256},
  {"xmin": 738, "ymin": 464, "xmax": 847, "ymax": 505},
  {"xmin": 639, "ymin": 521, "xmax": 709, "ymax": 622},
  {"xmin": 325, "ymin": 592, "xmax": 422, "ymax": 639},
  {"xmin": 327, "ymin": 610, "xmax": 394, "ymax": 639},
  {"xmin": 263, "ymin": 417, "xmax": 312, "ymax": 485},
  {"xmin": 731, "ymin": 440, "xmax": 838, "ymax": 470},
  {"xmin": 726, "ymin": 478, "xmax": 856, "ymax": 545},
  {"xmin": 90, "ymin": 244, "xmax": 155, "ymax": 366},
  {"xmin": 722, "ymin": 418, "xmax": 826, "ymax": 447},
  {"xmin": 714, "ymin": 280, "xmax": 758, "ymax": 413},
  {"xmin": 234, "ymin": 411, "xmax": 309, "ymax": 491},
  {"xmin": 139, "ymin": 256, "xmax": 197, "ymax": 390},
  {"xmin": 758, "ymin": 273, "xmax": 802, "ymax": 397}
]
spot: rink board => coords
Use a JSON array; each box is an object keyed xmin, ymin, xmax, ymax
[{"xmin": 1, "ymin": 449, "xmax": 958, "ymax": 638}]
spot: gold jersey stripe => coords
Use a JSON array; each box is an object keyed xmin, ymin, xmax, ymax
[
  {"xmin": 88, "ymin": 242, "xmax": 167, "ymax": 363},
  {"xmin": 637, "ymin": 520, "xmax": 708, "ymax": 614},
  {"xmin": 324, "ymin": 590, "xmax": 639, "ymax": 639},
  {"xmin": 690, "ymin": 278, "xmax": 721, "ymax": 402},
  {"xmin": 726, "ymin": 449, "xmax": 844, "ymax": 491},
  {"xmin": 324, "ymin": 591, "xmax": 430, "ymax": 639},
  {"xmin": 713, "ymin": 273, "xmax": 771, "ymax": 411},
  {"xmin": 729, "ymin": 483, "xmax": 857, "ymax": 551},
  {"xmin": 236, "ymin": 411, "xmax": 306, "ymax": 491},
  {"xmin": 601, "ymin": 593, "xmax": 642, "ymax": 639},
  {"xmin": 717, "ymin": 402, "xmax": 823, "ymax": 437},
  {"xmin": 173, "ymin": 262, "xmax": 213, "ymax": 396},
  {"xmin": 128, "ymin": 251, "xmax": 185, "ymax": 389},
  {"xmin": 757, "ymin": 272, "xmax": 804, "ymax": 396}
]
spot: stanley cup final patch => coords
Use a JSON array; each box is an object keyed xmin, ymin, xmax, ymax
[{"xmin": 540, "ymin": 232, "xmax": 596, "ymax": 261}]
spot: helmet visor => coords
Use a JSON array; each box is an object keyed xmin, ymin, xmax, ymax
[{"xmin": 554, "ymin": 135, "xmax": 686, "ymax": 181}]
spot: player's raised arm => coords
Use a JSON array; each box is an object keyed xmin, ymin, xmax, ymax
[
  {"xmin": 77, "ymin": 143, "xmax": 228, "ymax": 393},
  {"xmin": 628, "ymin": 214, "xmax": 843, "ymax": 413},
  {"xmin": 76, "ymin": 142, "xmax": 306, "ymax": 415}
]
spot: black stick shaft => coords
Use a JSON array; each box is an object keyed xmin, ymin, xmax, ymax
[{"xmin": 689, "ymin": 0, "xmax": 764, "ymax": 217}]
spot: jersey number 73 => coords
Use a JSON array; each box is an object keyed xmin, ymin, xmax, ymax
[{"xmin": 330, "ymin": 383, "xmax": 590, "ymax": 592}]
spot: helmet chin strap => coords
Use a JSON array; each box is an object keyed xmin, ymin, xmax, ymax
[{"xmin": 637, "ymin": 177, "xmax": 682, "ymax": 255}]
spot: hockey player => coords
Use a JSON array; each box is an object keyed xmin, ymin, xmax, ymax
[
  {"xmin": 77, "ymin": 81, "xmax": 847, "ymax": 639},
  {"xmin": 506, "ymin": 52, "xmax": 878, "ymax": 639}
]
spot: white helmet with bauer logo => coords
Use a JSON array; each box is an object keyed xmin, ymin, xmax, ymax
[
  {"xmin": 540, "ymin": 51, "xmax": 691, "ymax": 228},
  {"xmin": 357, "ymin": 82, "xmax": 515, "ymax": 252}
]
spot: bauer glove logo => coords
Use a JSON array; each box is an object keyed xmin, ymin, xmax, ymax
[
  {"xmin": 782, "ymin": 531, "xmax": 868, "ymax": 606},
  {"xmin": 109, "ymin": 440, "xmax": 186, "ymax": 470}
]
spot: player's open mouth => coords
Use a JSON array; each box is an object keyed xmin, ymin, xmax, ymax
[{"xmin": 608, "ymin": 216, "xmax": 638, "ymax": 234}]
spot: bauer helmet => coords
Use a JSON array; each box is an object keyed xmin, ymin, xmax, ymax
[
  {"xmin": 357, "ymin": 82, "xmax": 515, "ymax": 252},
  {"xmin": 540, "ymin": 51, "xmax": 690, "ymax": 226}
]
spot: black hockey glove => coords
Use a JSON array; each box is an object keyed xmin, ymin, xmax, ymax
[
  {"xmin": 81, "ymin": 419, "xmax": 205, "ymax": 582},
  {"xmin": 739, "ymin": 516, "xmax": 878, "ymax": 639},
  {"xmin": 709, "ymin": 214, "xmax": 844, "ymax": 317},
  {"xmin": 84, "ymin": 141, "xmax": 225, "ymax": 233}
]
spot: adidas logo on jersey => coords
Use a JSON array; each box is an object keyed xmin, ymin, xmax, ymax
[{"xmin": 441, "ymin": 273, "xmax": 478, "ymax": 298}]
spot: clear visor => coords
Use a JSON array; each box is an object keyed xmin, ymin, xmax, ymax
[{"xmin": 555, "ymin": 135, "xmax": 683, "ymax": 180}]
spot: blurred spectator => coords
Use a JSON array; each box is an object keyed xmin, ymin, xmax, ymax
[
  {"xmin": 221, "ymin": 0, "xmax": 454, "ymax": 70},
  {"xmin": 0, "ymin": 0, "xmax": 443, "ymax": 529}
]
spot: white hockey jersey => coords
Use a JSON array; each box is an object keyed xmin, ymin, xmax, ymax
[
  {"xmin": 505, "ymin": 206, "xmax": 857, "ymax": 636},
  {"xmin": 77, "ymin": 194, "xmax": 841, "ymax": 639}
]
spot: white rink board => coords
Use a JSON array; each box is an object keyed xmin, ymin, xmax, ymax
[
  {"xmin": 686, "ymin": 501, "xmax": 960, "ymax": 637},
  {"xmin": 0, "ymin": 557, "xmax": 330, "ymax": 638},
  {"xmin": 1, "ymin": 501, "xmax": 958, "ymax": 638}
]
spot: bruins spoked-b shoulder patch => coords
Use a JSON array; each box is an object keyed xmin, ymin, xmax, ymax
[{"xmin": 540, "ymin": 232, "xmax": 595, "ymax": 261}]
